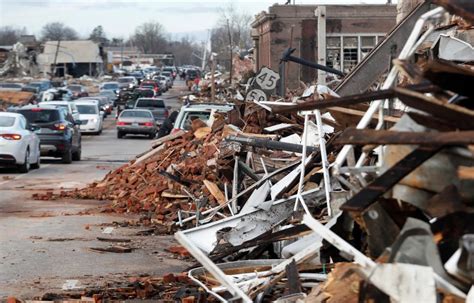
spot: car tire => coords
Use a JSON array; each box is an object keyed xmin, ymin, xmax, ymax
[
  {"xmin": 117, "ymin": 131, "xmax": 124, "ymax": 139},
  {"xmin": 72, "ymin": 146, "xmax": 81, "ymax": 161},
  {"xmin": 18, "ymin": 149, "xmax": 30, "ymax": 173},
  {"xmin": 98, "ymin": 128, "xmax": 102, "ymax": 135},
  {"xmin": 31, "ymin": 148, "xmax": 41, "ymax": 169},
  {"xmin": 148, "ymin": 133, "xmax": 155, "ymax": 139},
  {"xmin": 62, "ymin": 149, "xmax": 73, "ymax": 164}
]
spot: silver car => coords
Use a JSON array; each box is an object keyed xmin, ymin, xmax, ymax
[
  {"xmin": 0, "ymin": 112, "xmax": 41, "ymax": 173},
  {"xmin": 116, "ymin": 109, "xmax": 157, "ymax": 139}
]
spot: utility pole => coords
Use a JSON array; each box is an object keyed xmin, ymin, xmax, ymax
[
  {"xmin": 226, "ymin": 18, "xmax": 233, "ymax": 84},
  {"xmin": 52, "ymin": 39, "xmax": 61, "ymax": 78},
  {"xmin": 211, "ymin": 52, "xmax": 216, "ymax": 102}
]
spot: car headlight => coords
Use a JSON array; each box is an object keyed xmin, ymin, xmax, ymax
[{"xmin": 91, "ymin": 118, "xmax": 98, "ymax": 123}]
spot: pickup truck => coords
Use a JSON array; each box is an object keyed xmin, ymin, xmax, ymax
[{"xmin": 134, "ymin": 98, "xmax": 169, "ymax": 125}]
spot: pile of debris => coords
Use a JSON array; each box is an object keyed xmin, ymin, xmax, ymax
[
  {"xmin": 0, "ymin": 90, "xmax": 35, "ymax": 110},
  {"xmin": 36, "ymin": 2, "xmax": 474, "ymax": 302}
]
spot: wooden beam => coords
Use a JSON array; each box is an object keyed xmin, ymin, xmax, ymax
[
  {"xmin": 271, "ymin": 83, "xmax": 438, "ymax": 114},
  {"xmin": 335, "ymin": 129, "xmax": 474, "ymax": 146},
  {"xmin": 395, "ymin": 87, "xmax": 474, "ymax": 129}
]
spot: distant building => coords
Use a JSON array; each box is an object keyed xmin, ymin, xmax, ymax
[
  {"xmin": 251, "ymin": 4, "xmax": 397, "ymax": 88},
  {"xmin": 105, "ymin": 46, "xmax": 175, "ymax": 69},
  {"xmin": 37, "ymin": 40, "xmax": 105, "ymax": 77}
]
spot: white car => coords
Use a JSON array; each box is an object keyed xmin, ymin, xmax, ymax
[
  {"xmin": 75, "ymin": 101, "xmax": 103, "ymax": 135},
  {"xmin": 0, "ymin": 112, "xmax": 41, "ymax": 173},
  {"xmin": 39, "ymin": 101, "xmax": 80, "ymax": 122}
]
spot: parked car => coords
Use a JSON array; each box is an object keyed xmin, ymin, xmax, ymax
[
  {"xmin": 100, "ymin": 81, "xmax": 120, "ymax": 93},
  {"xmin": 75, "ymin": 101, "xmax": 103, "ymax": 135},
  {"xmin": 41, "ymin": 88, "xmax": 73, "ymax": 101},
  {"xmin": 28, "ymin": 80, "xmax": 52, "ymax": 92},
  {"xmin": 117, "ymin": 76, "xmax": 138, "ymax": 89},
  {"xmin": 153, "ymin": 75, "xmax": 168, "ymax": 92},
  {"xmin": 161, "ymin": 72, "xmax": 173, "ymax": 88},
  {"xmin": 204, "ymin": 71, "xmax": 223, "ymax": 80},
  {"xmin": 15, "ymin": 105, "xmax": 82, "ymax": 163},
  {"xmin": 173, "ymin": 103, "xmax": 234, "ymax": 132},
  {"xmin": 116, "ymin": 109, "xmax": 157, "ymax": 139},
  {"xmin": 162, "ymin": 66, "xmax": 177, "ymax": 79},
  {"xmin": 134, "ymin": 98, "xmax": 168, "ymax": 125},
  {"xmin": 0, "ymin": 112, "xmax": 41, "ymax": 173},
  {"xmin": 38, "ymin": 101, "xmax": 80, "ymax": 122},
  {"xmin": 98, "ymin": 90, "xmax": 118, "ymax": 105},
  {"xmin": 129, "ymin": 71, "xmax": 145, "ymax": 84},
  {"xmin": 140, "ymin": 80, "xmax": 161, "ymax": 96},
  {"xmin": 0, "ymin": 83, "xmax": 23, "ymax": 91},
  {"xmin": 135, "ymin": 88, "xmax": 155, "ymax": 99},
  {"xmin": 66, "ymin": 84, "xmax": 88, "ymax": 98},
  {"xmin": 78, "ymin": 96, "xmax": 112, "ymax": 116}
]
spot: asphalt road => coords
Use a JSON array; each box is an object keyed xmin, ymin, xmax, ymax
[{"xmin": 0, "ymin": 81, "xmax": 191, "ymax": 299}]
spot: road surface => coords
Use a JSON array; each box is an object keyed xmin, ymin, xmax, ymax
[{"xmin": 0, "ymin": 81, "xmax": 191, "ymax": 299}]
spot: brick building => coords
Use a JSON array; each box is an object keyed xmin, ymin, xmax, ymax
[{"xmin": 251, "ymin": 4, "xmax": 397, "ymax": 88}]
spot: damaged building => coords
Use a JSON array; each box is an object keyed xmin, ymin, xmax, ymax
[
  {"xmin": 37, "ymin": 40, "xmax": 105, "ymax": 78},
  {"xmin": 251, "ymin": 4, "xmax": 397, "ymax": 88}
]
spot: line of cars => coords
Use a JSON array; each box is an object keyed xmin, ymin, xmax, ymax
[{"xmin": 0, "ymin": 80, "xmax": 117, "ymax": 173}]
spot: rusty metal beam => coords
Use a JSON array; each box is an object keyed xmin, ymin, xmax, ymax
[
  {"xmin": 271, "ymin": 83, "xmax": 438, "ymax": 114},
  {"xmin": 340, "ymin": 146, "xmax": 442, "ymax": 212},
  {"xmin": 335, "ymin": 129, "xmax": 474, "ymax": 146}
]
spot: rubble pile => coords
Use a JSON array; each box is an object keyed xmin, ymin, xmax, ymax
[{"xmin": 34, "ymin": 2, "xmax": 474, "ymax": 302}]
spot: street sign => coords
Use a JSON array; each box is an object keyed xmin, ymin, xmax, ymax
[
  {"xmin": 245, "ymin": 89, "xmax": 267, "ymax": 102},
  {"xmin": 245, "ymin": 66, "xmax": 280, "ymax": 102},
  {"xmin": 255, "ymin": 67, "xmax": 280, "ymax": 91}
]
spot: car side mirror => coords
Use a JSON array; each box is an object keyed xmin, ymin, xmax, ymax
[{"xmin": 100, "ymin": 111, "xmax": 105, "ymax": 117}]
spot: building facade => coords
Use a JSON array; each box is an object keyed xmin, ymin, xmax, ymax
[{"xmin": 251, "ymin": 4, "xmax": 397, "ymax": 88}]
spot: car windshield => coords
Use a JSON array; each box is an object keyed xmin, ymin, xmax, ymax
[
  {"xmin": 103, "ymin": 83, "xmax": 118, "ymax": 89},
  {"xmin": 18, "ymin": 109, "xmax": 60, "ymax": 123},
  {"xmin": 136, "ymin": 99, "xmax": 164, "ymax": 108},
  {"xmin": 120, "ymin": 111, "xmax": 152, "ymax": 118},
  {"xmin": 0, "ymin": 116, "xmax": 15, "ymax": 127},
  {"xmin": 0, "ymin": 83, "xmax": 21, "ymax": 88},
  {"xmin": 68, "ymin": 86, "xmax": 81, "ymax": 91},
  {"xmin": 181, "ymin": 111, "xmax": 211, "ymax": 130},
  {"xmin": 77, "ymin": 104, "xmax": 97, "ymax": 114}
]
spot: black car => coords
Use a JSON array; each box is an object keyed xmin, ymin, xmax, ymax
[{"xmin": 15, "ymin": 105, "xmax": 82, "ymax": 163}]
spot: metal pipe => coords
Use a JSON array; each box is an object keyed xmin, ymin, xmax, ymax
[
  {"xmin": 281, "ymin": 47, "xmax": 345, "ymax": 77},
  {"xmin": 226, "ymin": 136, "xmax": 319, "ymax": 154}
]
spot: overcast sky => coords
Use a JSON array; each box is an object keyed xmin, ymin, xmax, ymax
[{"xmin": 0, "ymin": 0, "xmax": 395, "ymax": 42}]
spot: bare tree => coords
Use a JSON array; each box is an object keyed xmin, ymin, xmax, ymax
[
  {"xmin": 0, "ymin": 26, "xmax": 27, "ymax": 45},
  {"xmin": 131, "ymin": 22, "xmax": 167, "ymax": 54},
  {"xmin": 168, "ymin": 36, "xmax": 202, "ymax": 66},
  {"xmin": 89, "ymin": 25, "xmax": 109, "ymax": 44},
  {"xmin": 211, "ymin": 3, "xmax": 253, "ymax": 75},
  {"xmin": 41, "ymin": 22, "xmax": 79, "ymax": 41}
]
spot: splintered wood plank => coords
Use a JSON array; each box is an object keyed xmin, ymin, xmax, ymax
[
  {"xmin": 395, "ymin": 87, "xmax": 474, "ymax": 129},
  {"xmin": 203, "ymin": 180, "xmax": 226, "ymax": 205},
  {"xmin": 335, "ymin": 129, "xmax": 474, "ymax": 145}
]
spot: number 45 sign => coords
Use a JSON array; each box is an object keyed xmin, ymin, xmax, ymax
[{"xmin": 255, "ymin": 67, "xmax": 280, "ymax": 91}]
